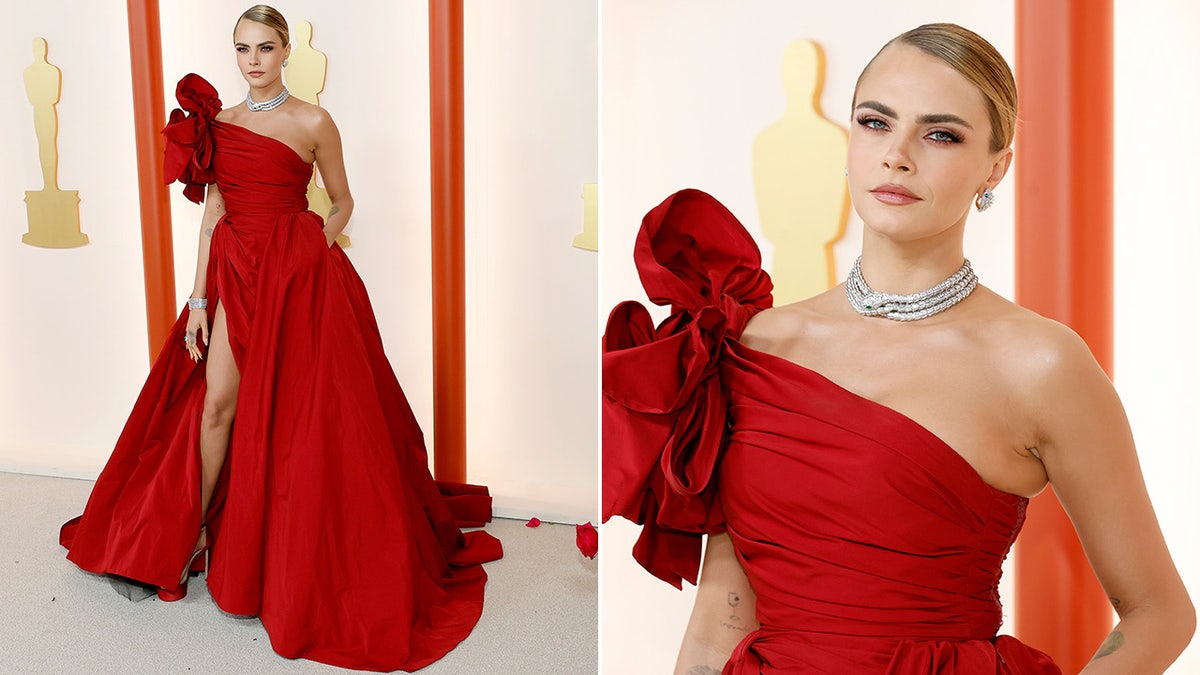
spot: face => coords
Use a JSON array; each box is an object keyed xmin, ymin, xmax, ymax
[
  {"xmin": 848, "ymin": 44, "xmax": 1011, "ymax": 244},
  {"xmin": 233, "ymin": 19, "xmax": 290, "ymax": 89}
]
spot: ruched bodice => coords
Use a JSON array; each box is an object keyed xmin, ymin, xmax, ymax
[
  {"xmin": 718, "ymin": 343, "xmax": 1049, "ymax": 671},
  {"xmin": 722, "ymin": 342, "xmax": 1025, "ymax": 640},
  {"xmin": 604, "ymin": 189, "xmax": 1059, "ymax": 673},
  {"xmin": 211, "ymin": 121, "xmax": 311, "ymax": 218}
]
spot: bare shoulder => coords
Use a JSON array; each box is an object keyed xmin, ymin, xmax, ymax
[
  {"xmin": 739, "ymin": 288, "xmax": 841, "ymax": 354},
  {"xmin": 215, "ymin": 105, "xmax": 239, "ymax": 123},
  {"xmin": 288, "ymin": 100, "xmax": 335, "ymax": 132},
  {"xmin": 966, "ymin": 289, "xmax": 1104, "ymax": 390}
]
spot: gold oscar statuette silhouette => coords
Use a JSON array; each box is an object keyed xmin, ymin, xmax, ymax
[
  {"xmin": 23, "ymin": 37, "xmax": 88, "ymax": 248},
  {"xmin": 284, "ymin": 20, "xmax": 349, "ymax": 248},
  {"xmin": 572, "ymin": 182, "xmax": 598, "ymax": 252},
  {"xmin": 752, "ymin": 39, "xmax": 848, "ymax": 304}
]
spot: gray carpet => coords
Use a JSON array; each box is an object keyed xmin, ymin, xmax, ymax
[{"xmin": 0, "ymin": 472, "xmax": 597, "ymax": 674}]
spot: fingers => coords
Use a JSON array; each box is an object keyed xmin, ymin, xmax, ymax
[
  {"xmin": 182, "ymin": 306, "xmax": 211, "ymax": 360},
  {"xmin": 182, "ymin": 329, "xmax": 204, "ymax": 362}
]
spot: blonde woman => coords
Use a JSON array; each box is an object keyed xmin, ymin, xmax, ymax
[
  {"xmin": 604, "ymin": 23, "xmax": 1193, "ymax": 674},
  {"xmin": 61, "ymin": 6, "xmax": 501, "ymax": 671}
]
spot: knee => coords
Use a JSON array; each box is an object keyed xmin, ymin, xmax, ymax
[{"xmin": 201, "ymin": 393, "xmax": 236, "ymax": 429}]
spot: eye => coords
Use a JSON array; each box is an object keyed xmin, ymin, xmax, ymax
[
  {"xmin": 856, "ymin": 115, "xmax": 889, "ymax": 132},
  {"xmin": 261, "ymin": 46, "xmax": 273, "ymax": 52},
  {"xmin": 236, "ymin": 46, "xmax": 247, "ymax": 53},
  {"xmin": 927, "ymin": 129, "xmax": 963, "ymax": 144}
]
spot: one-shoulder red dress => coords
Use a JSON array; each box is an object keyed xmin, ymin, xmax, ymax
[
  {"xmin": 603, "ymin": 189, "xmax": 1060, "ymax": 673},
  {"xmin": 60, "ymin": 74, "xmax": 502, "ymax": 673}
]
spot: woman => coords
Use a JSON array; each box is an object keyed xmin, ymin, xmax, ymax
[
  {"xmin": 60, "ymin": 5, "xmax": 502, "ymax": 672},
  {"xmin": 603, "ymin": 23, "xmax": 1194, "ymax": 673}
]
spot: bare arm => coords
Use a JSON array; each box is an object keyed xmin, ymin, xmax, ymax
[
  {"xmin": 180, "ymin": 182, "xmax": 225, "ymax": 360},
  {"xmin": 1028, "ymin": 329, "xmax": 1195, "ymax": 673},
  {"xmin": 310, "ymin": 107, "xmax": 353, "ymax": 247},
  {"xmin": 191, "ymin": 182, "xmax": 225, "ymax": 299},
  {"xmin": 674, "ymin": 532, "xmax": 759, "ymax": 675}
]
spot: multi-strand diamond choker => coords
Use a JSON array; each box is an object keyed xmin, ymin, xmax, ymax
[
  {"xmin": 845, "ymin": 256, "xmax": 978, "ymax": 321},
  {"xmin": 246, "ymin": 87, "xmax": 289, "ymax": 112}
]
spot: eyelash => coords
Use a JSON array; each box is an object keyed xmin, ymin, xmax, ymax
[
  {"xmin": 235, "ymin": 46, "xmax": 273, "ymax": 53},
  {"xmin": 855, "ymin": 115, "xmax": 963, "ymax": 145}
]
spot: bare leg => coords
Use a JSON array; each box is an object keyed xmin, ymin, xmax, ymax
[{"xmin": 200, "ymin": 302, "xmax": 240, "ymax": 527}]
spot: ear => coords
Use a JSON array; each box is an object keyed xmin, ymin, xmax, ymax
[{"xmin": 982, "ymin": 147, "xmax": 1014, "ymax": 193}]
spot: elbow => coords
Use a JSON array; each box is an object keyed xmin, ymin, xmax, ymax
[
  {"xmin": 1158, "ymin": 591, "xmax": 1196, "ymax": 663},
  {"xmin": 1181, "ymin": 595, "xmax": 1197, "ymax": 649}
]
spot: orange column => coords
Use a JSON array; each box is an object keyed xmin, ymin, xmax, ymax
[
  {"xmin": 428, "ymin": 0, "xmax": 467, "ymax": 482},
  {"xmin": 127, "ymin": 0, "xmax": 176, "ymax": 364},
  {"xmin": 1014, "ymin": 1, "xmax": 1114, "ymax": 670}
]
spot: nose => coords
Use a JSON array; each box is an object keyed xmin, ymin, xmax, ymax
[
  {"xmin": 248, "ymin": 50, "xmax": 260, "ymax": 66},
  {"xmin": 882, "ymin": 134, "xmax": 913, "ymax": 173}
]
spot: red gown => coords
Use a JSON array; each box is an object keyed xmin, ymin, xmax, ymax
[
  {"xmin": 603, "ymin": 189, "xmax": 1060, "ymax": 673},
  {"xmin": 60, "ymin": 74, "xmax": 503, "ymax": 673}
]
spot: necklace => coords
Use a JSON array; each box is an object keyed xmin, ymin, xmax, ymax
[
  {"xmin": 845, "ymin": 256, "xmax": 977, "ymax": 321},
  {"xmin": 246, "ymin": 87, "xmax": 289, "ymax": 112}
]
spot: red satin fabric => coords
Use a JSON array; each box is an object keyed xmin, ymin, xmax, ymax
[
  {"xmin": 603, "ymin": 189, "xmax": 1060, "ymax": 673},
  {"xmin": 60, "ymin": 73, "xmax": 502, "ymax": 672}
]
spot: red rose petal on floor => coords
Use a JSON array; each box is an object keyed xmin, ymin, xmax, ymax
[
  {"xmin": 526, "ymin": 517, "xmax": 542, "ymax": 528},
  {"xmin": 576, "ymin": 521, "xmax": 598, "ymax": 559}
]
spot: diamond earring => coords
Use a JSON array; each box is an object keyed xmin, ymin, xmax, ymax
[
  {"xmin": 843, "ymin": 167, "xmax": 849, "ymax": 177},
  {"xmin": 975, "ymin": 189, "xmax": 995, "ymax": 212}
]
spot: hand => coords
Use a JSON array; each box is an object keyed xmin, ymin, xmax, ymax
[{"xmin": 184, "ymin": 308, "xmax": 209, "ymax": 362}]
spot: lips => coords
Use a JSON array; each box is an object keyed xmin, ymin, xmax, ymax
[
  {"xmin": 248, "ymin": 71, "xmax": 264, "ymax": 77},
  {"xmin": 870, "ymin": 183, "xmax": 921, "ymax": 205}
]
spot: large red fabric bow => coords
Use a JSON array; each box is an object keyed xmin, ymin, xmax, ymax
[
  {"xmin": 602, "ymin": 189, "xmax": 773, "ymax": 588},
  {"xmin": 161, "ymin": 73, "xmax": 222, "ymax": 204}
]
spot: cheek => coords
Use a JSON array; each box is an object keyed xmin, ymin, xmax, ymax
[{"xmin": 846, "ymin": 133, "xmax": 874, "ymax": 169}]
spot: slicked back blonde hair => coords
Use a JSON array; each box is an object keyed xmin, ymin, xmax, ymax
[
  {"xmin": 236, "ymin": 4, "xmax": 289, "ymax": 47},
  {"xmin": 855, "ymin": 23, "xmax": 1018, "ymax": 152}
]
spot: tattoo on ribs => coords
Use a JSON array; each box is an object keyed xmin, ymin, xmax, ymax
[
  {"xmin": 1109, "ymin": 596, "xmax": 1121, "ymax": 610},
  {"xmin": 686, "ymin": 667, "xmax": 722, "ymax": 675},
  {"xmin": 1092, "ymin": 631, "xmax": 1125, "ymax": 660}
]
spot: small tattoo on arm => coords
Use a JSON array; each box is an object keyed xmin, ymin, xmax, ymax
[
  {"xmin": 1091, "ymin": 630, "xmax": 1125, "ymax": 660},
  {"xmin": 204, "ymin": 227, "xmax": 214, "ymax": 237},
  {"xmin": 720, "ymin": 590, "xmax": 750, "ymax": 630},
  {"xmin": 686, "ymin": 667, "xmax": 721, "ymax": 675},
  {"xmin": 328, "ymin": 205, "xmax": 340, "ymax": 217}
]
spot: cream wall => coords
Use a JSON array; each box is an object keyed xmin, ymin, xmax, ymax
[
  {"xmin": 1, "ymin": 1, "xmax": 596, "ymax": 523},
  {"xmin": 600, "ymin": 1, "xmax": 1195, "ymax": 673},
  {"xmin": 464, "ymin": 0, "xmax": 599, "ymax": 523},
  {"xmin": 1113, "ymin": 1, "xmax": 1200, "ymax": 672},
  {"xmin": 1, "ymin": 0, "xmax": 147, "ymax": 475}
]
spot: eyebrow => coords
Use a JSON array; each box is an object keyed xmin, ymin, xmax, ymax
[
  {"xmin": 855, "ymin": 100, "xmax": 974, "ymax": 128},
  {"xmin": 233, "ymin": 41, "xmax": 277, "ymax": 48}
]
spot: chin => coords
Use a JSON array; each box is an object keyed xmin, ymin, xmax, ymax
[{"xmin": 860, "ymin": 211, "xmax": 947, "ymax": 243}]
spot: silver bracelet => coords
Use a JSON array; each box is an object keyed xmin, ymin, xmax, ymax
[{"xmin": 188, "ymin": 297, "xmax": 208, "ymax": 310}]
